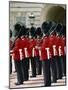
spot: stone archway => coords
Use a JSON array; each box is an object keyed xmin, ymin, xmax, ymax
[{"xmin": 41, "ymin": 5, "xmax": 66, "ymax": 25}]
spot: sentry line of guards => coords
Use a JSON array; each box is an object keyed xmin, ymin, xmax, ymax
[{"xmin": 10, "ymin": 21, "xmax": 66, "ymax": 87}]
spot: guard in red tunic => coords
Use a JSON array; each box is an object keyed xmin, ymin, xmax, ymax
[
  {"xmin": 28, "ymin": 26, "xmax": 36, "ymax": 77},
  {"xmin": 49, "ymin": 29, "xmax": 58, "ymax": 83},
  {"xmin": 55, "ymin": 24, "xmax": 65, "ymax": 79},
  {"xmin": 13, "ymin": 23, "xmax": 24, "ymax": 85},
  {"xmin": 35, "ymin": 27, "xmax": 43, "ymax": 75},
  {"xmin": 40, "ymin": 21, "xmax": 52, "ymax": 86},
  {"xmin": 25, "ymin": 28, "xmax": 30, "ymax": 70},
  {"xmin": 57, "ymin": 25, "xmax": 66, "ymax": 77},
  {"xmin": 20, "ymin": 26, "xmax": 29, "ymax": 81}
]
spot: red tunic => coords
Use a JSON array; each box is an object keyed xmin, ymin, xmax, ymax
[
  {"xmin": 35, "ymin": 38, "xmax": 43, "ymax": 57},
  {"xmin": 57, "ymin": 36, "xmax": 65, "ymax": 56},
  {"xmin": 62, "ymin": 36, "xmax": 66, "ymax": 55},
  {"xmin": 13, "ymin": 37, "xmax": 29, "ymax": 61},
  {"xmin": 13, "ymin": 38, "xmax": 22, "ymax": 61},
  {"xmin": 49, "ymin": 35, "xmax": 59, "ymax": 57},
  {"xmin": 21, "ymin": 37, "xmax": 29, "ymax": 58},
  {"xmin": 40, "ymin": 36, "xmax": 52, "ymax": 61},
  {"xmin": 28, "ymin": 38, "xmax": 36, "ymax": 57}
]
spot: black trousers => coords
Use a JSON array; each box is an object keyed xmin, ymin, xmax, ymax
[
  {"xmin": 42, "ymin": 59, "xmax": 51, "ymax": 86},
  {"xmin": 59, "ymin": 56, "xmax": 66, "ymax": 76},
  {"xmin": 35, "ymin": 56, "xmax": 42, "ymax": 75},
  {"xmin": 63, "ymin": 55, "xmax": 66, "ymax": 76},
  {"xmin": 22, "ymin": 58, "xmax": 29, "ymax": 81},
  {"xmin": 26, "ymin": 58, "xmax": 30, "ymax": 70},
  {"xmin": 30, "ymin": 57, "xmax": 36, "ymax": 77},
  {"xmin": 15, "ymin": 60, "xmax": 24, "ymax": 83},
  {"xmin": 10, "ymin": 56, "xmax": 12, "ymax": 74},
  {"xmin": 50, "ymin": 57, "xmax": 57, "ymax": 83},
  {"xmin": 56, "ymin": 56, "xmax": 63, "ymax": 79}
]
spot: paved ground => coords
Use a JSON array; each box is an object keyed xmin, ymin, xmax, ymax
[
  {"xmin": 9, "ymin": 60, "xmax": 66, "ymax": 89},
  {"xmin": 9, "ymin": 71, "xmax": 66, "ymax": 89}
]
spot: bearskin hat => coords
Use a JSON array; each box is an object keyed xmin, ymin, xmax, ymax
[
  {"xmin": 36, "ymin": 27, "xmax": 41, "ymax": 35},
  {"xmin": 55, "ymin": 23, "xmax": 63, "ymax": 34},
  {"xmin": 42, "ymin": 21, "xmax": 53, "ymax": 34},
  {"xmin": 59, "ymin": 25, "xmax": 66, "ymax": 36},
  {"xmin": 36, "ymin": 27, "xmax": 43, "ymax": 37},
  {"xmin": 18, "ymin": 25, "xmax": 26, "ymax": 37},
  {"xmin": 30, "ymin": 26, "xmax": 36, "ymax": 37},
  {"xmin": 49, "ymin": 21, "xmax": 57, "ymax": 35},
  {"xmin": 14, "ymin": 23, "xmax": 21, "ymax": 32}
]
